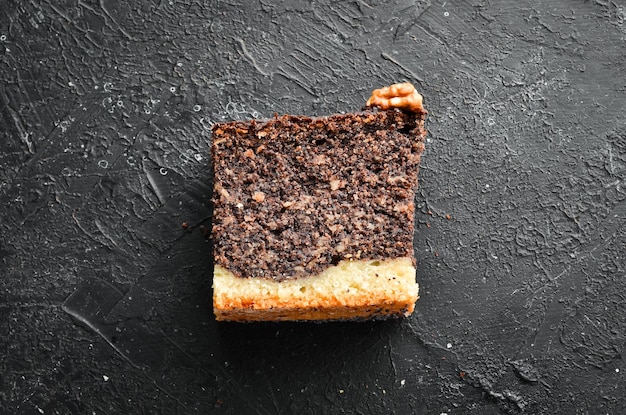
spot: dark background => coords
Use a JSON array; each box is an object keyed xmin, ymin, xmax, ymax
[{"xmin": 1, "ymin": 0, "xmax": 625, "ymax": 413}]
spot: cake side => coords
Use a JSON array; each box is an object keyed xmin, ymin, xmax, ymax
[{"xmin": 213, "ymin": 257, "xmax": 418, "ymax": 322}]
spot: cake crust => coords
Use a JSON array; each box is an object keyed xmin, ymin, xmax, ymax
[{"xmin": 213, "ymin": 258, "xmax": 419, "ymax": 322}]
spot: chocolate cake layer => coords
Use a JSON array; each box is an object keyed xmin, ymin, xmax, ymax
[{"xmin": 211, "ymin": 108, "xmax": 426, "ymax": 282}]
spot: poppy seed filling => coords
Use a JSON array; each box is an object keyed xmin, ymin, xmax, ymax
[{"xmin": 211, "ymin": 109, "xmax": 426, "ymax": 282}]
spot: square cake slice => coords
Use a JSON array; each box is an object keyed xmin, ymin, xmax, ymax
[{"xmin": 211, "ymin": 83, "xmax": 427, "ymax": 322}]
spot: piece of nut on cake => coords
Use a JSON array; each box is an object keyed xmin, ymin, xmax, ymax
[{"xmin": 211, "ymin": 83, "xmax": 427, "ymax": 322}]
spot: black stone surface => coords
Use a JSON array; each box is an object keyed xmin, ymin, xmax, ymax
[{"xmin": 1, "ymin": 1, "xmax": 625, "ymax": 414}]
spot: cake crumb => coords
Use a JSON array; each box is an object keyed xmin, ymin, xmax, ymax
[{"xmin": 252, "ymin": 191, "xmax": 265, "ymax": 202}]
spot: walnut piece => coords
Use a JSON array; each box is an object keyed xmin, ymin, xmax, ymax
[{"xmin": 366, "ymin": 82, "xmax": 424, "ymax": 113}]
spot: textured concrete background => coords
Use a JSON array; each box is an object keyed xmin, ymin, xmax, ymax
[{"xmin": 1, "ymin": 0, "xmax": 625, "ymax": 413}]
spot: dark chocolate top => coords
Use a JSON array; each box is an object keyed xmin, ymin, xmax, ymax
[{"xmin": 211, "ymin": 109, "xmax": 427, "ymax": 281}]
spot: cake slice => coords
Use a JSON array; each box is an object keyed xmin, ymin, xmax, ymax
[{"xmin": 211, "ymin": 83, "xmax": 427, "ymax": 322}]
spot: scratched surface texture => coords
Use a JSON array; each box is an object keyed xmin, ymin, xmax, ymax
[{"xmin": 1, "ymin": 0, "xmax": 625, "ymax": 413}]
